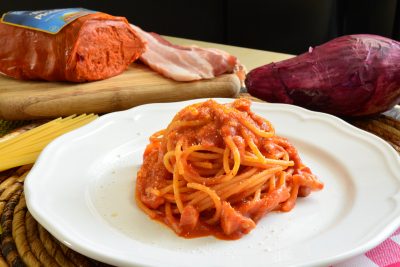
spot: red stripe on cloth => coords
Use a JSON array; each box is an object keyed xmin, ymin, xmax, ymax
[
  {"xmin": 366, "ymin": 238, "xmax": 400, "ymax": 266},
  {"xmin": 392, "ymin": 228, "xmax": 400, "ymax": 237}
]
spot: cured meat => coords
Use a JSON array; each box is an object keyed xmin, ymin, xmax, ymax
[
  {"xmin": 0, "ymin": 13, "xmax": 145, "ymax": 82},
  {"xmin": 130, "ymin": 24, "xmax": 245, "ymax": 82}
]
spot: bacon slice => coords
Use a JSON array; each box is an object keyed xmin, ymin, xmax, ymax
[
  {"xmin": 179, "ymin": 205, "xmax": 199, "ymax": 232},
  {"xmin": 220, "ymin": 201, "xmax": 256, "ymax": 236},
  {"xmin": 130, "ymin": 24, "xmax": 244, "ymax": 82}
]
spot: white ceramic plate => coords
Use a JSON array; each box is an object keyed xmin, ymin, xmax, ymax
[{"xmin": 25, "ymin": 99, "xmax": 400, "ymax": 267}]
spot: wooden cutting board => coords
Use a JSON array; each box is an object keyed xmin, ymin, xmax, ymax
[{"xmin": 0, "ymin": 63, "xmax": 240, "ymax": 120}]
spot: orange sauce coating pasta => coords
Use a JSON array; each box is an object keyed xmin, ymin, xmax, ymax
[{"xmin": 136, "ymin": 99, "xmax": 323, "ymax": 240}]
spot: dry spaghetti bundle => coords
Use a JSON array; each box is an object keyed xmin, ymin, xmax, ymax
[
  {"xmin": 0, "ymin": 114, "xmax": 97, "ymax": 171},
  {"xmin": 136, "ymin": 99, "xmax": 323, "ymax": 240}
]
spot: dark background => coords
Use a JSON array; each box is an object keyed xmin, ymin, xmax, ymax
[{"xmin": 0, "ymin": 0, "xmax": 398, "ymax": 54}]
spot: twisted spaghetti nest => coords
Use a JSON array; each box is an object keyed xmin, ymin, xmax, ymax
[{"xmin": 136, "ymin": 99, "xmax": 323, "ymax": 239}]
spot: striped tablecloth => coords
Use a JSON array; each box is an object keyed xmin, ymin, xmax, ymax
[{"xmin": 335, "ymin": 228, "xmax": 400, "ymax": 266}]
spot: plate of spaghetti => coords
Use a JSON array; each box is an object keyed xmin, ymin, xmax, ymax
[{"xmin": 25, "ymin": 98, "xmax": 400, "ymax": 267}]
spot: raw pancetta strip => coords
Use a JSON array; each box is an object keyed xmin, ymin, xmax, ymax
[{"xmin": 131, "ymin": 24, "xmax": 244, "ymax": 82}]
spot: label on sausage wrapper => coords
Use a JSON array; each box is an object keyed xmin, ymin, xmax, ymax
[{"xmin": 0, "ymin": 8, "xmax": 96, "ymax": 34}]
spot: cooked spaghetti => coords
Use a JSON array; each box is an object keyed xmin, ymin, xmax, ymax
[{"xmin": 136, "ymin": 99, "xmax": 323, "ymax": 240}]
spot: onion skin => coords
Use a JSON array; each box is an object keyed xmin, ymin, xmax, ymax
[{"xmin": 245, "ymin": 34, "xmax": 400, "ymax": 117}]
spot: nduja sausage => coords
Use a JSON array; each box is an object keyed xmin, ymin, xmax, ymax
[{"xmin": 0, "ymin": 13, "xmax": 146, "ymax": 82}]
